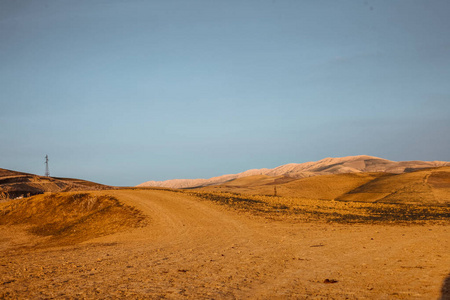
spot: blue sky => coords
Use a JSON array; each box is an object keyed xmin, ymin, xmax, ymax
[{"xmin": 1, "ymin": 0, "xmax": 449, "ymax": 186}]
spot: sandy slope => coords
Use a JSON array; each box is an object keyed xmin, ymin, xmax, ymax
[{"xmin": 1, "ymin": 189, "xmax": 449, "ymax": 299}]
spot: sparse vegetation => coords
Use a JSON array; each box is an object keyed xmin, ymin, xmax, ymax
[{"xmin": 187, "ymin": 191, "xmax": 450, "ymax": 224}]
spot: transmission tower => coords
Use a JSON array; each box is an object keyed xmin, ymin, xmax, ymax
[{"xmin": 45, "ymin": 155, "xmax": 50, "ymax": 177}]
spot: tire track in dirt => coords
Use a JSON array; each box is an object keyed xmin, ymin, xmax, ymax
[
  {"xmin": 98, "ymin": 190, "xmax": 256, "ymax": 248},
  {"xmin": 94, "ymin": 189, "xmax": 313, "ymax": 298}
]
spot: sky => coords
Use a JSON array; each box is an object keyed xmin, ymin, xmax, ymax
[{"xmin": 1, "ymin": 0, "xmax": 450, "ymax": 186}]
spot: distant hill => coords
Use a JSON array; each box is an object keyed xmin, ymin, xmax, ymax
[
  {"xmin": 199, "ymin": 167, "xmax": 450, "ymax": 205},
  {"xmin": 137, "ymin": 155, "xmax": 450, "ymax": 189},
  {"xmin": 336, "ymin": 167, "xmax": 450, "ymax": 205},
  {"xmin": 0, "ymin": 168, "xmax": 112, "ymax": 200}
]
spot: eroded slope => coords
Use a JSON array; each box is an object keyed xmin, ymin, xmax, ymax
[{"xmin": 0, "ymin": 192, "xmax": 147, "ymax": 247}]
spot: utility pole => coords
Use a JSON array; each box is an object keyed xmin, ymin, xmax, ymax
[{"xmin": 45, "ymin": 155, "xmax": 50, "ymax": 177}]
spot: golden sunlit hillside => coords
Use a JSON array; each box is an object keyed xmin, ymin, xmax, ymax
[
  {"xmin": 198, "ymin": 167, "xmax": 450, "ymax": 205},
  {"xmin": 139, "ymin": 155, "xmax": 450, "ymax": 189},
  {"xmin": 337, "ymin": 166, "xmax": 450, "ymax": 205},
  {"xmin": 0, "ymin": 192, "xmax": 147, "ymax": 247}
]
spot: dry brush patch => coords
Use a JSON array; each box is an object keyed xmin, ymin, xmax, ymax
[
  {"xmin": 0, "ymin": 192, "xmax": 147, "ymax": 247},
  {"xmin": 186, "ymin": 191, "xmax": 450, "ymax": 224}
]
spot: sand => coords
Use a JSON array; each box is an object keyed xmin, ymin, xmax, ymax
[{"xmin": 1, "ymin": 189, "xmax": 449, "ymax": 299}]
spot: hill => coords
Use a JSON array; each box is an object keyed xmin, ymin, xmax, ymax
[
  {"xmin": 138, "ymin": 155, "xmax": 450, "ymax": 189},
  {"xmin": 199, "ymin": 167, "xmax": 450, "ymax": 205},
  {"xmin": 337, "ymin": 166, "xmax": 450, "ymax": 205},
  {"xmin": 0, "ymin": 192, "xmax": 146, "ymax": 246},
  {"xmin": 0, "ymin": 168, "xmax": 112, "ymax": 200},
  {"xmin": 201, "ymin": 172, "xmax": 385, "ymax": 199}
]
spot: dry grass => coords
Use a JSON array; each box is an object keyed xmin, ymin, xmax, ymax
[
  {"xmin": 186, "ymin": 190, "xmax": 450, "ymax": 224},
  {"xmin": 0, "ymin": 192, "xmax": 147, "ymax": 247}
]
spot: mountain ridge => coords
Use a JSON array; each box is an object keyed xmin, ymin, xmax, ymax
[{"xmin": 137, "ymin": 155, "xmax": 450, "ymax": 189}]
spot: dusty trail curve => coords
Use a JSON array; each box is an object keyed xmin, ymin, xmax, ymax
[{"xmin": 1, "ymin": 189, "xmax": 449, "ymax": 299}]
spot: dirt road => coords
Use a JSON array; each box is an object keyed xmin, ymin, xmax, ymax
[{"xmin": 1, "ymin": 189, "xmax": 449, "ymax": 299}]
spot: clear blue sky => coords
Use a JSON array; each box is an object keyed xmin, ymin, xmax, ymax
[{"xmin": 1, "ymin": 0, "xmax": 449, "ymax": 186}]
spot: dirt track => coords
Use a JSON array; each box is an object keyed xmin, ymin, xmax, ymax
[{"xmin": 1, "ymin": 189, "xmax": 449, "ymax": 299}]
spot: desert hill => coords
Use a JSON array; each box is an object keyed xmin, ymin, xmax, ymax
[
  {"xmin": 138, "ymin": 155, "xmax": 450, "ymax": 189},
  {"xmin": 199, "ymin": 167, "xmax": 450, "ymax": 205},
  {"xmin": 336, "ymin": 166, "xmax": 450, "ymax": 205},
  {"xmin": 0, "ymin": 168, "xmax": 112, "ymax": 200},
  {"xmin": 200, "ymin": 172, "xmax": 384, "ymax": 199},
  {"xmin": 0, "ymin": 192, "xmax": 146, "ymax": 246}
]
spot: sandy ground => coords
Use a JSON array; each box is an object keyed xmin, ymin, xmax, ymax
[{"xmin": 1, "ymin": 189, "xmax": 449, "ymax": 299}]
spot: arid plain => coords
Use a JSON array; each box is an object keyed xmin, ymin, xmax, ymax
[{"xmin": 1, "ymin": 156, "xmax": 450, "ymax": 299}]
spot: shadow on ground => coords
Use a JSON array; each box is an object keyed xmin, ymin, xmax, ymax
[{"xmin": 441, "ymin": 274, "xmax": 450, "ymax": 300}]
